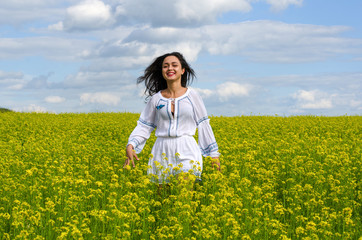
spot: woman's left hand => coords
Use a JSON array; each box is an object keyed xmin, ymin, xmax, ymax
[{"xmin": 212, "ymin": 157, "xmax": 221, "ymax": 171}]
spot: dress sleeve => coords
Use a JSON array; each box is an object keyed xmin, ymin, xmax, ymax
[
  {"xmin": 127, "ymin": 97, "xmax": 157, "ymax": 154},
  {"xmin": 191, "ymin": 90, "xmax": 220, "ymax": 158}
]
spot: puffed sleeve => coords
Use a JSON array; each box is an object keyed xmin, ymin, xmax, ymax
[
  {"xmin": 127, "ymin": 96, "xmax": 157, "ymax": 154},
  {"xmin": 190, "ymin": 90, "xmax": 220, "ymax": 158}
]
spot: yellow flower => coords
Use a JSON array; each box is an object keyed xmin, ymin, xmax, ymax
[{"xmin": 148, "ymin": 215, "xmax": 156, "ymax": 223}]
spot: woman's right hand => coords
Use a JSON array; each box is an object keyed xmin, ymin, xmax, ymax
[{"xmin": 124, "ymin": 144, "xmax": 139, "ymax": 168}]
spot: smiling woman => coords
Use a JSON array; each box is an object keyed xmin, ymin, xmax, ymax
[
  {"xmin": 124, "ymin": 52, "xmax": 221, "ymax": 184},
  {"xmin": 136, "ymin": 52, "xmax": 196, "ymax": 98}
]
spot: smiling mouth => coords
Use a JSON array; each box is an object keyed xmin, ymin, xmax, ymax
[{"xmin": 167, "ymin": 72, "xmax": 175, "ymax": 77}]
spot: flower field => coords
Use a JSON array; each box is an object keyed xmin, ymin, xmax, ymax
[{"xmin": 0, "ymin": 112, "xmax": 361, "ymax": 239}]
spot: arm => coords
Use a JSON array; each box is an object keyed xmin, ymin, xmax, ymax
[
  {"xmin": 124, "ymin": 98, "xmax": 157, "ymax": 168},
  {"xmin": 198, "ymin": 120, "xmax": 221, "ymax": 171},
  {"xmin": 191, "ymin": 90, "xmax": 221, "ymax": 170}
]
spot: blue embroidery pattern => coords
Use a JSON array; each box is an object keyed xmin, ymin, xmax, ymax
[
  {"xmin": 138, "ymin": 118, "xmax": 156, "ymax": 128},
  {"xmin": 197, "ymin": 116, "xmax": 209, "ymax": 126},
  {"xmin": 156, "ymin": 104, "xmax": 165, "ymax": 110},
  {"xmin": 201, "ymin": 142, "xmax": 219, "ymax": 156}
]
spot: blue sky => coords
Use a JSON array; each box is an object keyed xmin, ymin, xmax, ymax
[{"xmin": 0, "ymin": 0, "xmax": 361, "ymax": 116}]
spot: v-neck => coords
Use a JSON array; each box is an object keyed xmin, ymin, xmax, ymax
[
  {"xmin": 158, "ymin": 88, "xmax": 189, "ymax": 121},
  {"xmin": 159, "ymin": 88, "xmax": 189, "ymax": 100}
]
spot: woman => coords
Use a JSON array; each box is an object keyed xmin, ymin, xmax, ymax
[{"xmin": 124, "ymin": 52, "xmax": 220, "ymax": 183}]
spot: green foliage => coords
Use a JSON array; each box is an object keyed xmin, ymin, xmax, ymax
[{"xmin": 0, "ymin": 107, "xmax": 12, "ymax": 113}]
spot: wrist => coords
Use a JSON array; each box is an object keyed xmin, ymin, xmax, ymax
[{"xmin": 127, "ymin": 144, "xmax": 134, "ymax": 150}]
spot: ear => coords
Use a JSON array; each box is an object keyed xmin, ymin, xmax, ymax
[{"xmin": 182, "ymin": 68, "xmax": 185, "ymax": 75}]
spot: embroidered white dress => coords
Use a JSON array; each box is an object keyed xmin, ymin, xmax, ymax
[{"xmin": 127, "ymin": 88, "xmax": 219, "ymax": 183}]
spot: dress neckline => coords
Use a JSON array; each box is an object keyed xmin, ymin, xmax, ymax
[{"xmin": 159, "ymin": 88, "xmax": 190, "ymax": 100}]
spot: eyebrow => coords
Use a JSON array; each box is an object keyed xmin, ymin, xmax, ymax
[{"xmin": 163, "ymin": 62, "xmax": 179, "ymax": 65}]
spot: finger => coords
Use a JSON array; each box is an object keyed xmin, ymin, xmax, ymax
[
  {"xmin": 132, "ymin": 159, "xmax": 136, "ymax": 168},
  {"xmin": 132, "ymin": 149, "xmax": 139, "ymax": 161},
  {"xmin": 123, "ymin": 158, "xmax": 130, "ymax": 168},
  {"xmin": 212, "ymin": 161, "xmax": 220, "ymax": 171}
]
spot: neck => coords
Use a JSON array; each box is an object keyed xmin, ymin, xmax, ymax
[{"xmin": 165, "ymin": 82, "xmax": 185, "ymax": 98}]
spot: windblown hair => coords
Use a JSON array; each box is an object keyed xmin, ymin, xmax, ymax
[{"xmin": 137, "ymin": 52, "xmax": 196, "ymax": 97}]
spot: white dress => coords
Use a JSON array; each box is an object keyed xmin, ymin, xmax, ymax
[{"xmin": 127, "ymin": 88, "xmax": 220, "ymax": 183}]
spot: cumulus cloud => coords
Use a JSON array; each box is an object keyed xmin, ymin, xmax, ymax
[
  {"xmin": 216, "ymin": 82, "xmax": 252, "ymax": 101},
  {"xmin": 293, "ymin": 90, "xmax": 333, "ymax": 109},
  {"xmin": 114, "ymin": 0, "xmax": 252, "ymax": 27},
  {"xmin": 45, "ymin": 96, "xmax": 66, "ymax": 103},
  {"xmin": 48, "ymin": 21, "xmax": 64, "ymax": 31},
  {"xmin": 174, "ymin": 0, "xmax": 252, "ymax": 23},
  {"xmin": 92, "ymin": 21, "xmax": 359, "ymax": 64},
  {"xmin": 4, "ymin": 0, "xmax": 300, "ymax": 27},
  {"xmin": 15, "ymin": 104, "xmax": 48, "ymax": 113},
  {"xmin": 193, "ymin": 88, "xmax": 214, "ymax": 99},
  {"xmin": 201, "ymin": 21, "xmax": 357, "ymax": 63},
  {"xmin": 193, "ymin": 82, "xmax": 252, "ymax": 102},
  {"xmin": 51, "ymin": 0, "xmax": 114, "ymax": 31},
  {"xmin": 80, "ymin": 92, "xmax": 120, "ymax": 106}
]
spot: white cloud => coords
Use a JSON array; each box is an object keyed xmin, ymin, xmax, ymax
[
  {"xmin": 1, "ymin": 1, "xmax": 361, "ymax": 116},
  {"xmin": 80, "ymin": 92, "xmax": 120, "ymax": 106},
  {"xmin": 0, "ymin": 70, "xmax": 25, "ymax": 90},
  {"xmin": 300, "ymin": 99, "xmax": 333, "ymax": 109},
  {"xmin": 293, "ymin": 90, "xmax": 333, "ymax": 109},
  {"xmin": 0, "ymin": 5, "xmax": 64, "ymax": 26},
  {"xmin": 193, "ymin": 88, "xmax": 214, "ymax": 99},
  {"xmin": 97, "ymin": 21, "xmax": 359, "ymax": 64},
  {"xmin": 61, "ymin": 0, "xmax": 115, "ymax": 31},
  {"xmin": 114, "ymin": 0, "xmax": 252, "ymax": 27},
  {"xmin": 350, "ymin": 99, "xmax": 361, "ymax": 108},
  {"xmin": 266, "ymin": 0, "xmax": 303, "ymax": 11},
  {"xmin": 174, "ymin": 0, "xmax": 252, "ymax": 23},
  {"xmin": 193, "ymin": 82, "xmax": 252, "ymax": 102},
  {"xmin": 63, "ymin": 70, "xmax": 131, "ymax": 89},
  {"xmin": 294, "ymin": 89, "xmax": 315, "ymax": 102},
  {"xmin": 201, "ymin": 21, "xmax": 356, "ymax": 63},
  {"xmin": 45, "ymin": 96, "xmax": 66, "ymax": 103},
  {"xmin": 2, "ymin": 0, "xmax": 300, "ymax": 28},
  {"xmin": 0, "ymin": 71, "xmax": 23, "ymax": 81},
  {"xmin": 48, "ymin": 21, "xmax": 64, "ymax": 31},
  {"xmin": 0, "ymin": 37, "xmax": 94, "ymax": 61},
  {"xmin": 15, "ymin": 104, "xmax": 48, "ymax": 113},
  {"xmin": 216, "ymin": 82, "xmax": 251, "ymax": 101}
]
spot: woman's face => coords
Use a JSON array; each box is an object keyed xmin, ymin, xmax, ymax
[{"xmin": 162, "ymin": 55, "xmax": 185, "ymax": 83}]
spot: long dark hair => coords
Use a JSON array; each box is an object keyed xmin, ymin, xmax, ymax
[{"xmin": 137, "ymin": 52, "xmax": 196, "ymax": 97}]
